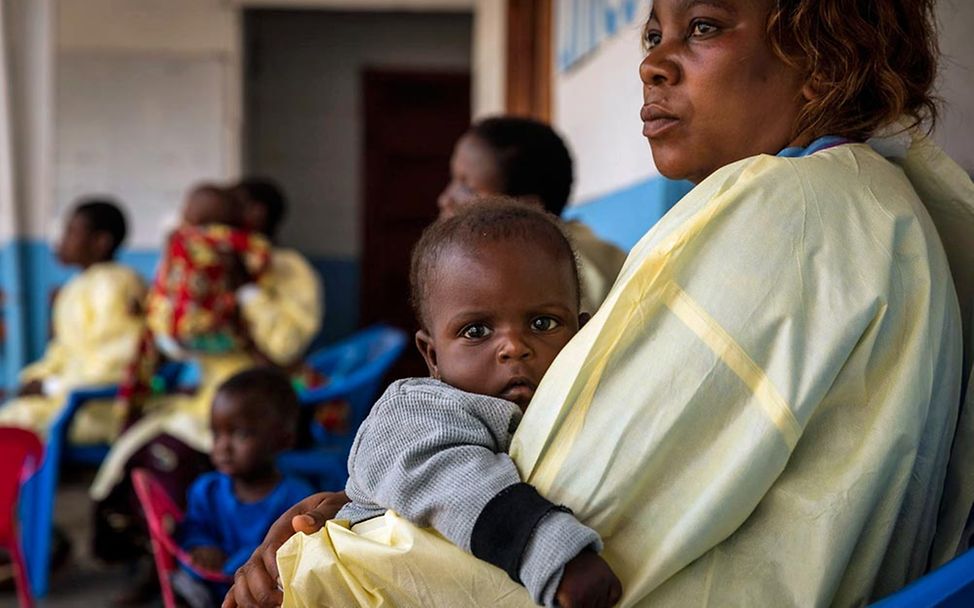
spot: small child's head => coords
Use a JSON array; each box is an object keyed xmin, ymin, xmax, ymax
[
  {"xmin": 210, "ymin": 366, "xmax": 299, "ymax": 480},
  {"xmin": 183, "ymin": 183, "xmax": 239, "ymax": 227},
  {"xmin": 411, "ymin": 199, "xmax": 586, "ymax": 410},
  {"xmin": 438, "ymin": 116, "xmax": 574, "ymax": 220},
  {"xmin": 57, "ymin": 198, "xmax": 128, "ymax": 268}
]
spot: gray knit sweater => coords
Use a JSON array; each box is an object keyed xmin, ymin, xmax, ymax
[{"xmin": 337, "ymin": 378, "xmax": 601, "ymax": 607}]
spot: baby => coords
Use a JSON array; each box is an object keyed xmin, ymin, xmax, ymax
[
  {"xmin": 336, "ymin": 200, "xmax": 622, "ymax": 607},
  {"xmin": 121, "ymin": 184, "xmax": 270, "ymax": 406}
]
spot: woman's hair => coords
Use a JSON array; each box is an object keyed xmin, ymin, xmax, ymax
[
  {"xmin": 467, "ymin": 117, "xmax": 574, "ymax": 216},
  {"xmin": 767, "ymin": 0, "xmax": 939, "ymax": 141},
  {"xmin": 236, "ymin": 177, "xmax": 289, "ymax": 237},
  {"xmin": 409, "ymin": 197, "xmax": 580, "ymax": 328}
]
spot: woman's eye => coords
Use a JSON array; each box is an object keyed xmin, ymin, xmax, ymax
[
  {"xmin": 690, "ymin": 21, "xmax": 718, "ymax": 37},
  {"xmin": 461, "ymin": 324, "xmax": 491, "ymax": 339},
  {"xmin": 531, "ymin": 317, "xmax": 561, "ymax": 332}
]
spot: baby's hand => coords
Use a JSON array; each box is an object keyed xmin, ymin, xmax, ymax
[
  {"xmin": 555, "ymin": 549, "xmax": 622, "ymax": 608},
  {"xmin": 190, "ymin": 546, "xmax": 228, "ymax": 572}
]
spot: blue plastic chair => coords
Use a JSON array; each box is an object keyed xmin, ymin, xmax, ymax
[
  {"xmin": 278, "ymin": 324, "xmax": 408, "ymax": 490},
  {"xmin": 19, "ymin": 386, "xmax": 118, "ymax": 597},
  {"xmin": 20, "ymin": 362, "xmax": 193, "ymax": 597},
  {"xmin": 871, "ymin": 548, "xmax": 974, "ymax": 607}
]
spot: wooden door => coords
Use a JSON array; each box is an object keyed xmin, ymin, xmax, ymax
[
  {"xmin": 361, "ymin": 70, "xmax": 471, "ymax": 376},
  {"xmin": 507, "ymin": 0, "xmax": 553, "ymax": 121}
]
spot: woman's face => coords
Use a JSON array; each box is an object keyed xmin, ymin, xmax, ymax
[
  {"xmin": 640, "ymin": 0, "xmax": 808, "ymax": 183},
  {"xmin": 437, "ymin": 133, "xmax": 505, "ymax": 219}
]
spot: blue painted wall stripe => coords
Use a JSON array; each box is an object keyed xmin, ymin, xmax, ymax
[
  {"xmin": 0, "ymin": 241, "xmax": 359, "ymax": 392},
  {"xmin": 563, "ymin": 175, "xmax": 693, "ymax": 252}
]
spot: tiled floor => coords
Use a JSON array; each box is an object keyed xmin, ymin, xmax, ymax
[{"xmin": 0, "ymin": 469, "xmax": 151, "ymax": 608}]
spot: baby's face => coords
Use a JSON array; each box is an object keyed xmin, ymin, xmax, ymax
[
  {"xmin": 416, "ymin": 240, "xmax": 582, "ymax": 410},
  {"xmin": 184, "ymin": 188, "xmax": 237, "ymax": 226}
]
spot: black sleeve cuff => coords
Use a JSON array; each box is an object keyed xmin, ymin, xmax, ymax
[{"xmin": 470, "ymin": 482, "xmax": 570, "ymax": 583}]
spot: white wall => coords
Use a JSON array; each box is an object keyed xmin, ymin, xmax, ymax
[
  {"xmin": 6, "ymin": 0, "xmax": 55, "ymax": 240},
  {"xmin": 553, "ymin": 1, "xmax": 652, "ymax": 205},
  {"xmin": 245, "ymin": 10, "xmax": 472, "ymax": 258},
  {"xmin": 55, "ymin": 0, "xmax": 241, "ymax": 248},
  {"xmin": 471, "ymin": 0, "xmax": 505, "ymax": 119},
  {"xmin": 57, "ymin": 0, "xmax": 237, "ymax": 54},
  {"xmin": 935, "ymin": 0, "xmax": 974, "ymax": 174},
  {"xmin": 0, "ymin": 1, "xmax": 20, "ymax": 242}
]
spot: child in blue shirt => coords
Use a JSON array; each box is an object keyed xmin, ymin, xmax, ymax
[{"xmin": 177, "ymin": 366, "xmax": 314, "ymax": 606}]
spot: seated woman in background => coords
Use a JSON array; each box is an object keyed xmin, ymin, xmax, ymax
[
  {"xmin": 438, "ymin": 116, "xmax": 627, "ymax": 314},
  {"xmin": 229, "ymin": 0, "xmax": 974, "ymax": 606},
  {"xmin": 120, "ymin": 183, "xmax": 271, "ymax": 413},
  {"xmin": 232, "ymin": 177, "xmax": 323, "ymax": 369},
  {"xmin": 0, "ymin": 198, "xmax": 145, "ymax": 445}
]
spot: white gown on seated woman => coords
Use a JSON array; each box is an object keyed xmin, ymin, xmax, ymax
[{"xmin": 278, "ymin": 133, "xmax": 974, "ymax": 608}]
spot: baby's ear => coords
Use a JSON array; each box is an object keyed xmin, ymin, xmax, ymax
[
  {"xmin": 414, "ymin": 330, "xmax": 440, "ymax": 379},
  {"xmin": 578, "ymin": 312, "xmax": 591, "ymax": 329}
]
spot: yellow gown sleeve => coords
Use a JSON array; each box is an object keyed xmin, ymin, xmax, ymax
[
  {"xmin": 53, "ymin": 263, "xmax": 147, "ymax": 390},
  {"xmin": 241, "ymin": 249, "xmax": 323, "ymax": 366},
  {"xmin": 19, "ymin": 339, "xmax": 68, "ymax": 384}
]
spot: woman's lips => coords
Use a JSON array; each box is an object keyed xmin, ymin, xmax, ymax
[{"xmin": 641, "ymin": 104, "xmax": 680, "ymax": 138}]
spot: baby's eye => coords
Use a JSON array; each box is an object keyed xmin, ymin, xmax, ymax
[
  {"xmin": 531, "ymin": 316, "xmax": 561, "ymax": 332},
  {"xmin": 689, "ymin": 21, "xmax": 718, "ymax": 37},
  {"xmin": 460, "ymin": 324, "xmax": 491, "ymax": 340}
]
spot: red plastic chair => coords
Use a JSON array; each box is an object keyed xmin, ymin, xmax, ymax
[
  {"xmin": 131, "ymin": 468, "xmax": 233, "ymax": 608},
  {"xmin": 0, "ymin": 428, "xmax": 44, "ymax": 608}
]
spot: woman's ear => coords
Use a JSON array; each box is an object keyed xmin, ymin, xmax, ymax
[
  {"xmin": 415, "ymin": 330, "xmax": 440, "ymax": 379},
  {"xmin": 578, "ymin": 312, "xmax": 591, "ymax": 329}
]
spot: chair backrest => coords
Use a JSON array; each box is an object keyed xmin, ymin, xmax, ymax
[
  {"xmin": 0, "ymin": 428, "xmax": 43, "ymax": 545},
  {"xmin": 871, "ymin": 547, "xmax": 974, "ymax": 607},
  {"xmin": 131, "ymin": 468, "xmax": 232, "ymax": 608},
  {"xmin": 301, "ymin": 324, "xmax": 408, "ymax": 443},
  {"xmin": 0, "ymin": 428, "xmax": 43, "ymax": 608}
]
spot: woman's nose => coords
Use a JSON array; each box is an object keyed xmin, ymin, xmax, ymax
[
  {"xmin": 437, "ymin": 185, "xmax": 456, "ymax": 219},
  {"xmin": 639, "ymin": 41, "xmax": 680, "ymax": 87}
]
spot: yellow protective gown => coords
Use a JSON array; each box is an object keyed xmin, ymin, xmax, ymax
[
  {"xmin": 278, "ymin": 136, "xmax": 974, "ymax": 607},
  {"xmin": 240, "ymin": 248, "xmax": 323, "ymax": 366},
  {"xmin": 563, "ymin": 220, "xmax": 627, "ymax": 314},
  {"xmin": 0, "ymin": 262, "xmax": 146, "ymax": 443}
]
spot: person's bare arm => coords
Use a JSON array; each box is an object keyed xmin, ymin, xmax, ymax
[{"xmin": 222, "ymin": 492, "xmax": 348, "ymax": 608}]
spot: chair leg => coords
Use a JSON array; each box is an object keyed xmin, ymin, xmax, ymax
[{"xmin": 10, "ymin": 536, "xmax": 34, "ymax": 608}]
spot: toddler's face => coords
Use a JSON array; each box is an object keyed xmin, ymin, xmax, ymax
[
  {"xmin": 210, "ymin": 392, "xmax": 284, "ymax": 479},
  {"xmin": 416, "ymin": 240, "xmax": 583, "ymax": 410}
]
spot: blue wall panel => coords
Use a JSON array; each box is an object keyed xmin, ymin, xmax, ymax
[
  {"xmin": 563, "ymin": 175, "xmax": 693, "ymax": 252},
  {"xmin": 0, "ymin": 239, "xmax": 360, "ymax": 392}
]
